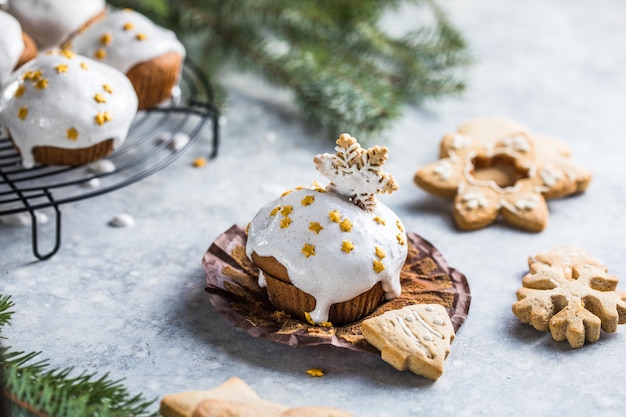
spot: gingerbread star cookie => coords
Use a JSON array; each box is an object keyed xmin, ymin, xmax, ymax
[
  {"xmin": 361, "ymin": 304, "xmax": 455, "ymax": 380},
  {"xmin": 414, "ymin": 117, "xmax": 591, "ymax": 232},
  {"xmin": 512, "ymin": 247, "xmax": 626, "ymax": 348},
  {"xmin": 160, "ymin": 377, "xmax": 354, "ymax": 417}
]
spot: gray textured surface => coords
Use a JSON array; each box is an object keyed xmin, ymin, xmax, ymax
[{"xmin": 2, "ymin": 1, "xmax": 626, "ymax": 415}]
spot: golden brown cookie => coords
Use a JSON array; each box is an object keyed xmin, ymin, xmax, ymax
[
  {"xmin": 361, "ymin": 304, "xmax": 455, "ymax": 380},
  {"xmin": 280, "ymin": 407, "xmax": 355, "ymax": 417},
  {"xmin": 414, "ymin": 117, "xmax": 591, "ymax": 232},
  {"xmin": 160, "ymin": 377, "xmax": 287, "ymax": 417},
  {"xmin": 160, "ymin": 377, "xmax": 355, "ymax": 417},
  {"xmin": 512, "ymin": 247, "xmax": 626, "ymax": 348}
]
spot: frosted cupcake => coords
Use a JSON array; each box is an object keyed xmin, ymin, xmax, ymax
[
  {"xmin": 0, "ymin": 11, "xmax": 37, "ymax": 89},
  {"xmin": 6, "ymin": 0, "xmax": 105, "ymax": 50},
  {"xmin": 0, "ymin": 49, "xmax": 138, "ymax": 168},
  {"xmin": 69, "ymin": 9, "xmax": 186, "ymax": 109},
  {"xmin": 246, "ymin": 134, "xmax": 408, "ymax": 325}
]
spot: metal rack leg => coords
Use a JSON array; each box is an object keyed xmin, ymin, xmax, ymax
[{"xmin": 30, "ymin": 191, "xmax": 62, "ymax": 261}]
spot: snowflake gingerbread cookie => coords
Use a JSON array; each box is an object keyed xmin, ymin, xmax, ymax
[
  {"xmin": 414, "ymin": 117, "xmax": 591, "ymax": 232},
  {"xmin": 512, "ymin": 247, "xmax": 626, "ymax": 348}
]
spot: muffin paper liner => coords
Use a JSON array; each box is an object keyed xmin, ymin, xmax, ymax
[{"xmin": 202, "ymin": 225, "xmax": 471, "ymax": 353}]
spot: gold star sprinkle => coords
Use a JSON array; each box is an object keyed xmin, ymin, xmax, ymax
[
  {"xmin": 55, "ymin": 64, "xmax": 69, "ymax": 73},
  {"xmin": 375, "ymin": 246, "xmax": 386, "ymax": 259},
  {"xmin": 341, "ymin": 241, "xmax": 354, "ymax": 254},
  {"xmin": 94, "ymin": 93, "xmax": 107, "ymax": 103},
  {"xmin": 35, "ymin": 79, "xmax": 48, "ymax": 89},
  {"xmin": 66, "ymin": 127, "xmax": 79, "ymax": 141},
  {"xmin": 80, "ymin": 62, "xmax": 89, "ymax": 70},
  {"xmin": 302, "ymin": 243, "xmax": 316, "ymax": 257},
  {"xmin": 329, "ymin": 210, "xmax": 341, "ymax": 223},
  {"xmin": 102, "ymin": 84, "xmax": 113, "ymax": 94},
  {"xmin": 60, "ymin": 49, "xmax": 75, "ymax": 59},
  {"xmin": 280, "ymin": 217, "xmax": 292, "ymax": 229},
  {"xmin": 192, "ymin": 157, "xmax": 207, "ymax": 168},
  {"xmin": 306, "ymin": 368, "xmax": 325, "ymax": 377},
  {"xmin": 17, "ymin": 106, "xmax": 28, "ymax": 120},
  {"xmin": 122, "ymin": 22, "xmax": 135, "ymax": 31},
  {"xmin": 135, "ymin": 33, "xmax": 148, "ymax": 41},
  {"xmin": 396, "ymin": 234, "xmax": 406, "ymax": 246},
  {"xmin": 280, "ymin": 205, "xmax": 293, "ymax": 216},
  {"xmin": 339, "ymin": 218, "xmax": 352, "ymax": 232},
  {"xmin": 373, "ymin": 260, "xmax": 385, "ymax": 273},
  {"xmin": 301, "ymin": 195, "xmax": 315, "ymax": 206},
  {"xmin": 23, "ymin": 70, "xmax": 42, "ymax": 81},
  {"xmin": 295, "ymin": 186, "xmax": 304, "ymax": 190},
  {"xmin": 14, "ymin": 85, "xmax": 26, "ymax": 98},
  {"xmin": 309, "ymin": 222, "xmax": 324, "ymax": 234},
  {"xmin": 373, "ymin": 216, "xmax": 386, "ymax": 225},
  {"xmin": 270, "ymin": 206, "xmax": 281, "ymax": 217},
  {"xmin": 94, "ymin": 49, "xmax": 107, "ymax": 60},
  {"xmin": 100, "ymin": 33, "xmax": 113, "ymax": 45},
  {"xmin": 281, "ymin": 189, "xmax": 293, "ymax": 197},
  {"xmin": 396, "ymin": 220, "xmax": 404, "ymax": 232},
  {"xmin": 94, "ymin": 111, "xmax": 113, "ymax": 125}
]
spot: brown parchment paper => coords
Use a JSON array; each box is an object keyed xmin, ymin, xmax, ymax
[{"xmin": 202, "ymin": 225, "xmax": 471, "ymax": 353}]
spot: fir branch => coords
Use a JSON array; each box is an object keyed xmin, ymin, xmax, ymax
[
  {"xmin": 0, "ymin": 295, "xmax": 156, "ymax": 417},
  {"xmin": 106, "ymin": 0, "xmax": 471, "ymax": 138}
]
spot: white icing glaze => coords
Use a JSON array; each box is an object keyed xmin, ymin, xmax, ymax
[
  {"xmin": 70, "ymin": 9, "xmax": 186, "ymax": 73},
  {"xmin": 0, "ymin": 11, "xmax": 24, "ymax": 89},
  {"xmin": 450, "ymin": 134, "xmax": 471, "ymax": 150},
  {"xmin": 433, "ymin": 160, "xmax": 452, "ymax": 181},
  {"xmin": 540, "ymin": 165, "xmax": 563, "ymax": 187},
  {"xmin": 514, "ymin": 195, "xmax": 539, "ymax": 211},
  {"xmin": 7, "ymin": 0, "xmax": 104, "ymax": 49},
  {"xmin": 500, "ymin": 134, "xmax": 530, "ymax": 153},
  {"xmin": 462, "ymin": 192, "xmax": 488, "ymax": 210},
  {"xmin": 246, "ymin": 185, "xmax": 407, "ymax": 324},
  {"xmin": 0, "ymin": 50, "xmax": 138, "ymax": 168}
]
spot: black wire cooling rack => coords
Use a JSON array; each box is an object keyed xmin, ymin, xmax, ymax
[{"xmin": 0, "ymin": 60, "xmax": 220, "ymax": 260}]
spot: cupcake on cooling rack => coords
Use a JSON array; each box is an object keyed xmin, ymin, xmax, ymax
[
  {"xmin": 0, "ymin": 11, "xmax": 37, "ymax": 89},
  {"xmin": 0, "ymin": 49, "xmax": 138, "ymax": 168},
  {"xmin": 246, "ymin": 134, "xmax": 408, "ymax": 325},
  {"xmin": 69, "ymin": 8, "xmax": 186, "ymax": 109},
  {"xmin": 6, "ymin": 0, "xmax": 105, "ymax": 50}
]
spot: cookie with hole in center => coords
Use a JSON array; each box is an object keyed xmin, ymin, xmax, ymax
[{"xmin": 414, "ymin": 117, "xmax": 591, "ymax": 232}]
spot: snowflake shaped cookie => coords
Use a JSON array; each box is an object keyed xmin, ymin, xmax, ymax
[
  {"xmin": 414, "ymin": 117, "xmax": 591, "ymax": 232},
  {"xmin": 314, "ymin": 133, "xmax": 399, "ymax": 211},
  {"xmin": 512, "ymin": 247, "xmax": 626, "ymax": 348}
]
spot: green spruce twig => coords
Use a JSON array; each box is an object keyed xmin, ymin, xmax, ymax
[
  {"xmin": 108, "ymin": 0, "xmax": 469, "ymax": 140},
  {"xmin": 0, "ymin": 295, "xmax": 157, "ymax": 417}
]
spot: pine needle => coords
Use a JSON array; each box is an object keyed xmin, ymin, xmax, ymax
[
  {"xmin": 108, "ymin": 0, "xmax": 469, "ymax": 140},
  {"xmin": 0, "ymin": 295, "xmax": 157, "ymax": 417}
]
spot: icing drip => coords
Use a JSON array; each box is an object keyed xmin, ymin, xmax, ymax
[
  {"xmin": 0, "ymin": 51, "xmax": 138, "ymax": 168},
  {"xmin": 433, "ymin": 160, "xmax": 453, "ymax": 181},
  {"xmin": 0, "ymin": 11, "xmax": 24, "ymax": 89},
  {"xmin": 7, "ymin": 0, "xmax": 105, "ymax": 49},
  {"xmin": 246, "ymin": 186, "xmax": 407, "ymax": 324},
  {"xmin": 70, "ymin": 9, "xmax": 186, "ymax": 74}
]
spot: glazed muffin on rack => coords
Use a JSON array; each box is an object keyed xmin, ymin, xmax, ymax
[
  {"xmin": 6, "ymin": 0, "xmax": 105, "ymax": 50},
  {"xmin": 69, "ymin": 9, "xmax": 186, "ymax": 109},
  {"xmin": 246, "ymin": 134, "xmax": 408, "ymax": 325},
  {"xmin": 0, "ymin": 11, "xmax": 37, "ymax": 89},
  {"xmin": 0, "ymin": 49, "xmax": 138, "ymax": 168}
]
